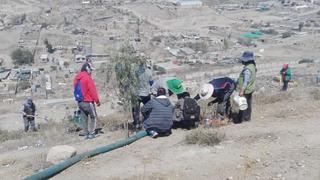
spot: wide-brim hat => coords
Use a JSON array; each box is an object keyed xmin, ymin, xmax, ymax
[
  {"xmin": 199, "ymin": 83, "xmax": 214, "ymax": 100},
  {"xmin": 241, "ymin": 51, "xmax": 254, "ymax": 62},
  {"xmin": 166, "ymin": 79, "xmax": 183, "ymax": 95}
]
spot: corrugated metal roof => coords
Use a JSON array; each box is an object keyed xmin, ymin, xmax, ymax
[{"xmin": 0, "ymin": 71, "xmax": 11, "ymax": 80}]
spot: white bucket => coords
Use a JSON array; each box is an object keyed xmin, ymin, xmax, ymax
[{"xmin": 233, "ymin": 95, "xmax": 248, "ymax": 110}]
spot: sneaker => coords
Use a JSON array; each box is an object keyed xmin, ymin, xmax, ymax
[
  {"xmin": 149, "ymin": 130, "xmax": 159, "ymax": 138},
  {"xmin": 79, "ymin": 132, "xmax": 86, "ymax": 136},
  {"xmin": 85, "ymin": 133, "xmax": 96, "ymax": 140},
  {"xmin": 135, "ymin": 123, "xmax": 142, "ymax": 130},
  {"xmin": 117, "ymin": 99, "xmax": 125, "ymax": 106}
]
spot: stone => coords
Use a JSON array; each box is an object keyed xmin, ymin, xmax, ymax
[{"xmin": 46, "ymin": 145, "xmax": 77, "ymax": 164}]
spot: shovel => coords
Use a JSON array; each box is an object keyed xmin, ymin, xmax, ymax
[{"xmin": 24, "ymin": 114, "xmax": 49, "ymax": 122}]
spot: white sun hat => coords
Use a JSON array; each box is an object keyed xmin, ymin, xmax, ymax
[{"xmin": 199, "ymin": 83, "xmax": 214, "ymax": 100}]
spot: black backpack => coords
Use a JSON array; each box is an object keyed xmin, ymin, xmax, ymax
[{"xmin": 183, "ymin": 97, "xmax": 200, "ymax": 124}]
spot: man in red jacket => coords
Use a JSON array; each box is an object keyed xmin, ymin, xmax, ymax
[{"xmin": 74, "ymin": 62, "xmax": 100, "ymax": 139}]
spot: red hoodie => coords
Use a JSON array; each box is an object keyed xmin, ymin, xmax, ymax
[{"xmin": 73, "ymin": 71, "xmax": 100, "ymax": 103}]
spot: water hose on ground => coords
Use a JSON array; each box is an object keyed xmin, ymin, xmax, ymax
[{"xmin": 23, "ymin": 130, "xmax": 148, "ymax": 180}]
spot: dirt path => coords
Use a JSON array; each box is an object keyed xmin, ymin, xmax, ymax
[{"xmin": 49, "ymin": 99, "xmax": 320, "ymax": 180}]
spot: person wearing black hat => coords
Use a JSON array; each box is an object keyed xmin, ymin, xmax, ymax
[
  {"xmin": 21, "ymin": 97, "xmax": 37, "ymax": 132},
  {"xmin": 141, "ymin": 88, "xmax": 173, "ymax": 138},
  {"xmin": 236, "ymin": 51, "xmax": 257, "ymax": 122}
]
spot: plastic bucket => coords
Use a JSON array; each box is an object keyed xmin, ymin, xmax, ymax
[{"xmin": 233, "ymin": 95, "xmax": 248, "ymax": 110}]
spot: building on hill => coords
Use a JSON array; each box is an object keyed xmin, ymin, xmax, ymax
[{"xmin": 167, "ymin": 0, "xmax": 203, "ymax": 6}]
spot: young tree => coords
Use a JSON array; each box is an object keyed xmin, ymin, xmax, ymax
[
  {"xmin": 44, "ymin": 38, "xmax": 55, "ymax": 53},
  {"xmin": 106, "ymin": 43, "xmax": 147, "ymax": 137}
]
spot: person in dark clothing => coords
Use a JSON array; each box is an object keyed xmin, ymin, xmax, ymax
[
  {"xmin": 173, "ymin": 92, "xmax": 200, "ymax": 129},
  {"xmin": 236, "ymin": 51, "xmax": 257, "ymax": 122},
  {"xmin": 173, "ymin": 92, "xmax": 189, "ymax": 125},
  {"xmin": 280, "ymin": 64, "xmax": 292, "ymax": 91},
  {"xmin": 316, "ymin": 70, "xmax": 320, "ymax": 85},
  {"xmin": 21, "ymin": 98, "xmax": 37, "ymax": 132},
  {"xmin": 141, "ymin": 88, "xmax": 174, "ymax": 138},
  {"xmin": 194, "ymin": 77, "xmax": 235, "ymax": 121}
]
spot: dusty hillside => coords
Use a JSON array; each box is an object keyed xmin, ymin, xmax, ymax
[
  {"xmin": 1, "ymin": 0, "xmax": 320, "ymax": 179},
  {"xmin": 1, "ymin": 79, "xmax": 320, "ymax": 180}
]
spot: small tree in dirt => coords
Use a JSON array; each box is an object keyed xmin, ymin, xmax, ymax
[
  {"xmin": 44, "ymin": 39, "xmax": 55, "ymax": 53},
  {"xmin": 298, "ymin": 22, "xmax": 304, "ymax": 31},
  {"xmin": 11, "ymin": 49, "xmax": 34, "ymax": 65},
  {"xmin": 63, "ymin": 61, "xmax": 70, "ymax": 68},
  {"xmin": 223, "ymin": 38, "xmax": 229, "ymax": 51},
  {"xmin": 106, "ymin": 43, "xmax": 147, "ymax": 137}
]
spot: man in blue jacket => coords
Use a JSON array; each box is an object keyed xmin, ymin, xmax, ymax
[{"xmin": 195, "ymin": 77, "xmax": 235, "ymax": 121}]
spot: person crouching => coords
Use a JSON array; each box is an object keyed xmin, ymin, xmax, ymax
[{"xmin": 141, "ymin": 88, "xmax": 173, "ymax": 138}]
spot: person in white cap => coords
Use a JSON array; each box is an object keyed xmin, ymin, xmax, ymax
[{"xmin": 195, "ymin": 77, "xmax": 235, "ymax": 121}]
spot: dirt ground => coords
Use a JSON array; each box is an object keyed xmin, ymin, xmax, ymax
[
  {"xmin": 1, "ymin": 81, "xmax": 320, "ymax": 180},
  {"xmin": 49, "ymin": 89, "xmax": 320, "ymax": 180}
]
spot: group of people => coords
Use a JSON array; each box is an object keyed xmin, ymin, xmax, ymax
[
  {"xmin": 125, "ymin": 51, "xmax": 257, "ymax": 137},
  {"xmin": 23, "ymin": 51, "xmax": 291, "ymax": 139}
]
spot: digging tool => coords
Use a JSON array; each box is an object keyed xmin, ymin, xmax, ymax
[
  {"xmin": 19, "ymin": 113, "xmax": 50, "ymax": 122},
  {"xmin": 27, "ymin": 115, "xmax": 49, "ymax": 122}
]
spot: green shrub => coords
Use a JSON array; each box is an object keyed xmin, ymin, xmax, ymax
[
  {"xmin": 19, "ymin": 81, "xmax": 31, "ymax": 90},
  {"xmin": 11, "ymin": 49, "xmax": 34, "ymax": 65},
  {"xmin": 50, "ymin": 65, "xmax": 57, "ymax": 71},
  {"xmin": 63, "ymin": 61, "xmax": 70, "ymax": 68},
  {"xmin": 282, "ymin": 31, "xmax": 292, "ymax": 38},
  {"xmin": 44, "ymin": 39, "xmax": 55, "ymax": 53}
]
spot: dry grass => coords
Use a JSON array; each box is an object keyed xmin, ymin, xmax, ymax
[
  {"xmin": 0, "ymin": 121, "xmax": 78, "ymax": 152},
  {"xmin": 184, "ymin": 41, "xmax": 209, "ymax": 53},
  {"xmin": 0, "ymin": 129, "xmax": 24, "ymax": 142},
  {"xmin": 185, "ymin": 128, "xmax": 225, "ymax": 146},
  {"xmin": 97, "ymin": 114, "xmax": 125, "ymax": 131},
  {"xmin": 255, "ymin": 91, "xmax": 292, "ymax": 105},
  {"xmin": 310, "ymin": 89, "xmax": 320, "ymax": 100}
]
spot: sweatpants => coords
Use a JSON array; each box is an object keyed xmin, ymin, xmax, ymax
[
  {"xmin": 78, "ymin": 102, "xmax": 97, "ymax": 136},
  {"xmin": 23, "ymin": 116, "xmax": 36, "ymax": 132}
]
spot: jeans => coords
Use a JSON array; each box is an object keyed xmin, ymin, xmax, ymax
[
  {"xmin": 238, "ymin": 93, "xmax": 253, "ymax": 122},
  {"xmin": 132, "ymin": 95, "xmax": 151, "ymax": 126}
]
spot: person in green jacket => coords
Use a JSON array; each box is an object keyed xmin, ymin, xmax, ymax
[
  {"xmin": 280, "ymin": 64, "xmax": 291, "ymax": 91},
  {"xmin": 236, "ymin": 51, "xmax": 257, "ymax": 122}
]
